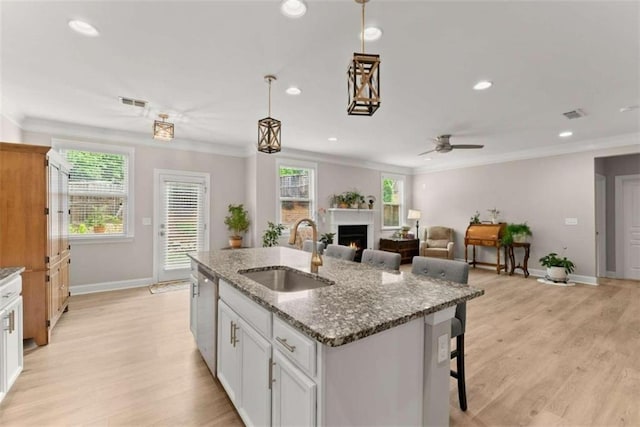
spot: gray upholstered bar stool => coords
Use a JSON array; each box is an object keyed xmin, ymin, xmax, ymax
[
  {"xmin": 301, "ymin": 240, "xmax": 324, "ymax": 255},
  {"xmin": 361, "ymin": 249, "xmax": 401, "ymax": 271},
  {"xmin": 324, "ymin": 244, "xmax": 356, "ymax": 261},
  {"xmin": 411, "ymin": 256, "xmax": 469, "ymax": 411}
]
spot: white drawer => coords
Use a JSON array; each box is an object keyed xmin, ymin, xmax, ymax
[
  {"xmin": 273, "ymin": 315, "xmax": 316, "ymax": 377},
  {"xmin": 219, "ymin": 279, "xmax": 272, "ymax": 339},
  {"xmin": 1, "ymin": 274, "xmax": 22, "ymax": 305}
]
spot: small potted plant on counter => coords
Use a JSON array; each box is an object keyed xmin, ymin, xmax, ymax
[
  {"xmin": 224, "ymin": 204, "xmax": 250, "ymax": 249},
  {"xmin": 319, "ymin": 232, "xmax": 335, "ymax": 247},
  {"xmin": 539, "ymin": 252, "xmax": 575, "ymax": 282}
]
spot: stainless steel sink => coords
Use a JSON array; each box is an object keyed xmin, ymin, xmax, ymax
[{"xmin": 238, "ymin": 267, "xmax": 334, "ymax": 292}]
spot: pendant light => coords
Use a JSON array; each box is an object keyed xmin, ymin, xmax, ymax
[
  {"xmin": 258, "ymin": 75, "xmax": 282, "ymax": 154},
  {"xmin": 347, "ymin": 0, "xmax": 380, "ymax": 116},
  {"xmin": 153, "ymin": 113, "xmax": 174, "ymax": 141}
]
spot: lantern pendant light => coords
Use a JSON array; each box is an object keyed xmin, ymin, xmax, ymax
[
  {"xmin": 347, "ymin": 0, "xmax": 380, "ymax": 116},
  {"xmin": 153, "ymin": 113, "xmax": 174, "ymax": 141},
  {"xmin": 257, "ymin": 75, "xmax": 282, "ymax": 154}
]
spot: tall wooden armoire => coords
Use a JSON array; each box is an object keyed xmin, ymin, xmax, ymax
[{"xmin": 0, "ymin": 142, "xmax": 71, "ymax": 345}]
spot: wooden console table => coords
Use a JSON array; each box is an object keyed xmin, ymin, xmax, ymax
[
  {"xmin": 464, "ymin": 223, "xmax": 507, "ymax": 274},
  {"xmin": 508, "ymin": 242, "xmax": 531, "ymax": 277},
  {"xmin": 379, "ymin": 238, "xmax": 419, "ymax": 265}
]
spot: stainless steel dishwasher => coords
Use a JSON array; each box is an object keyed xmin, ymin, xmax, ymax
[{"xmin": 196, "ymin": 266, "xmax": 218, "ymax": 376}]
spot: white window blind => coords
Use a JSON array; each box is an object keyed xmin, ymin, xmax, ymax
[
  {"xmin": 163, "ymin": 180, "xmax": 205, "ymax": 270},
  {"xmin": 61, "ymin": 148, "xmax": 130, "ymax": 237}
]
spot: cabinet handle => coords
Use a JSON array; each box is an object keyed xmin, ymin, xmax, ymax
[
  {"xmin": 9, "ymin": 310, "xmax": 15, "ymax": 333},
  {"xmin": 230, "ymin": 321, "xmax": 234, "ymax": 345},
  {"xmin": 268, "ymin": 357, "xmax": 275, "ymax": 389},
  {"xmin": 232, "ymin": 324, "xmax": 240, "ymax": 347},
  {"xmin": 191, "ymin": 283, "xmax": 197, "ymax": 298},
  {"xmin": 276, "ymin": 337, "xmax": 296, "ymax": 353}
]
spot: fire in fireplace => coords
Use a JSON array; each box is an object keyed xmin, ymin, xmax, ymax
[{"xmin": 338, "ymin": 225, "xmax": 367, "ymax": 262}]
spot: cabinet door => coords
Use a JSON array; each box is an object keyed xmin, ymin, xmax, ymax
[
  {"xmin": 189, "ymin": 275, "xmax": 198, "ymax": 339},
  {"xmin": 237, "ymin": 317, "xmax": 272, "ymax": 427},
  {"xmin": 60, "ymin": 168, "xmax": 70, "ymax": 259},
  {"xmin": 48, "ymin": 161, "xmax": 61, "ymax": 266},
  {"xmin": 48, "ymin": 266, "xmax": 60, "ymax": 321},
  {"xmin": 196, "ymin": 274, "xmax": 216, "ymax": 374},
  {"xmin": 2, "ymin": 296, "xmax": 24, "ymax": 393},
  {"xmin": 59, "ymin": 257, "xmax": 70, "ymax": 311},
  {"xmin": 272, "ymin": 348, "xmax": 316, "ymax": 427},
  {"xmin": 217, "ymin": 301, "xmax": 240, "ymax": 404}
]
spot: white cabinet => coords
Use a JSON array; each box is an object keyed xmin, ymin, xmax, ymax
[
  {"xmin": 196, "ymin": 268, "xmax": 217, "ymax": 374},
  {"xmin": 218, "ymin": 282, "xmax": 272, "ymax": 427},
  {"xmin": 189, "ymin": 263, "xmax": 197, "ymax": 339},
  {"xmin": 0, "ymin": 274, "xmax": 23, "ymax": 404},
  {"xmin": 272, "ymin": 348, "xmax": 316, "ymax": 427}
]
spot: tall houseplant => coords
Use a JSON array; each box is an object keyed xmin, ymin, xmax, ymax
[
  {"xmin": 501, "ymin": 223, "xmax": 532, "ymax": 245},
  {"xmin": 224, "ymin": 204, "xmax": 250, "ymax": 248}
]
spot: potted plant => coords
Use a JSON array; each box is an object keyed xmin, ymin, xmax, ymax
[
  {"xmin": 262, "ymin": 222, "xmax": 285, "ymax": 247},
  {"xmin": 329, "ymin": 194, "xmax": 340, "ymax": 208},
  {"xmin": 470, "ymin": 211, "xmax": 481, "ymax": 224},
  {"xmin": 87, "ymin": 207, "xmax": 107, "ymax": 233},
  {"xmin": 501, "ymin": 223, "xmax": 533, "ymax": 245},
  {"xmin": 343, "ymin": 190, "xmax": 363, "ymax": 209},
  {"xmin": 224, "ymin": 204, "xmax": 250, "ymax": 248},
  {"xmin": 539, "ymin": 252, "xmax": 575, "ymax": 282},
  {"xmin": 337, "ymin": 194, "xmax": 349, "ymax": 208},
  {"xmin": 366, "ymin": 195, "xmax": 376, "ymax": 210},
  {"xmin": 319, "ymin": 232, "xmax": 335, "ymax": 246}
]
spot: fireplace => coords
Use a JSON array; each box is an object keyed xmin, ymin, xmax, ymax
[{"xmin": 338, "ymin": 225, "xmax": 367, "ymax": 262}]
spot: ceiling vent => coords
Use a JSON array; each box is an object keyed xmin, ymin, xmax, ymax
[
  {"xmin": 119, "ymin": 97, "xmax": 147, "ymax": 108},
  {"xmin": 563, "ymin": 109, "xmax": 587, "ymax": 119}
]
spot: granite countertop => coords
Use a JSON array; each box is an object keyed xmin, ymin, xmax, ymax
[
  {"xmin": 0, "ymin": 267, "xmax": 25, "ymax": 285},
  {"xmin": 189, "ymin": 247, "xmax": 484, "ymax": 347}
]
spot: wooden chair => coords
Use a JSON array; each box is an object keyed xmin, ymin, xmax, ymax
[
  {"xmin": 361, "ymin": 249, "xmax": 401, "ymax": 271},
  {"xmin": 324, "ymin": 244, "xmax": 356, "ymax": 261},
  {"xmin": 411, "ymin": 256, "xmax": 469, "ymax": 411}
]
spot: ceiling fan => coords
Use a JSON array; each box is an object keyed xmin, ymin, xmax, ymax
[{"xmin": 418, "ymin": 134, "xmax": 484, "ymax": 155}]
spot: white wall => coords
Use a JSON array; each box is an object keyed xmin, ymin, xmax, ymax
[
  {"xmin": 412, "ymin": 143, "xmax": 640, "ymax": 279},
  {"xmin": 0, "ymin": 114, "xmax": 23, "ymax": 142},
  {"xmin": 23, "ymin": 130, "xmax": 245, "ymax": 288}
]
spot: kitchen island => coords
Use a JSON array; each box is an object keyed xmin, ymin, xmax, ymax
[{"xmin": 189, "ymin": 247, "xmax": 483, "ymax": 426}]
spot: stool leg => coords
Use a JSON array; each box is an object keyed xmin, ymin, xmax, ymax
[{"xmin": 456, "ymin": 334, "xmax": 468, "ymax": 411}]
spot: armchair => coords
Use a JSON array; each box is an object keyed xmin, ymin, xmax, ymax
[{"xmin": 420, "ymin": 226, "xmax": 455, "ymax": 259}]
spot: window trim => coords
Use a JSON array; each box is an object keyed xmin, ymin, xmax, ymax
[
  {"xmin": 380, "ymin": 172, "xmax": 406, "ymax": 230},
  {"xmin": 52, "ymin": 139, "xmax": 135, "ymax": 242},
  {"xmin": 275, "ymin": 158, "xmax": 318, "ymax": 234}
]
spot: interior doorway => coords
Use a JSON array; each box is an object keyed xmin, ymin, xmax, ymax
[
  {"xmin": 154, "ymin": 169, "xmax": 210, "ymax": 283},
  {"xmin": 595, "ymin": 174, "xmax": 606, "ymax": 277},
  {"xmin": 616, "ymin": 174, "xmax": 640, "ymax": 280}
]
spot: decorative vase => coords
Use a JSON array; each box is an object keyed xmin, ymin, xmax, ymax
[
  {"xmin": 547, "ymin": 266, "xmax": 567, "ymax": 282},
  {"xmin": 513, "ymin": 233, "xmax": 529, "ymax": 243},
  {"xmin": 350, "ymin": 203, "xmax": 359, "ymax": 209},
  {"xmin": 229, "ymin": 236, "xmax": 243, "ymax": 249}
]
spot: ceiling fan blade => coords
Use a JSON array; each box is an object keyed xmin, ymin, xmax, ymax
[
  {"xmin": 418, "ymin": 149, "xmax": 436, "ymax": 156},
  {"xmin": 450, "ymin": 144, "xmax": 484, "ymax": 149}
]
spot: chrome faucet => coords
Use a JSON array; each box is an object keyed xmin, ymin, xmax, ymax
[{"xmin": 288, "ymin": 218, "xmax": 323, "ymax": 274}]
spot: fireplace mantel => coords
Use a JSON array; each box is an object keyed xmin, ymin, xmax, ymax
[{"xmin": 327, "ymin": 208, "xmax": 375, "ymax": 250}]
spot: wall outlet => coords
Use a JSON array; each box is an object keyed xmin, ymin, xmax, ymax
[
  {"xmin": 565, "ymin": 218, "xmax": 578, "ymax": 225},
  {"xmin": 437, "ymin": 334, "xmax": 449, "ymax": 363}
]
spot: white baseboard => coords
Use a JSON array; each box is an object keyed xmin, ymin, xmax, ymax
[
  {"xmin": 606, "ymin": 270, "xmax": 617, "ymax": 279},
  {"xmin": 453, "ymin": 258, "xmax": 598, "ymax": 286},
  {"xmin": 70, "ymin": 277, "xmax": 153, "ymax": 295}
]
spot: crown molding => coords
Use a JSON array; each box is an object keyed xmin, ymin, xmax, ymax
[
  {"xmin": 412, "ymin": 132, "xmax": 640, "ymax": 175},
  {"xmin": 21, "ymin": 117, "xmax": 249, "ymax": 157}
]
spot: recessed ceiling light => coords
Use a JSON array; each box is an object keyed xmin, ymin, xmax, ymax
[
  {"xmin": 286, "ymin": 87, "xmax": 302, "ymax": 95},
  {"xmin": 620, "ymin": 105, "xmax": 639, "ymax": 113},
  {"xmin": 360, "ymin": 26, "xmax": 383, "ymax": 41},
  {"xmin": 280, "ymin": 0, "xmax": 307, "ymax": 18},
  {"xmin": 473, "ymin": 80, "xmax": 493, "ymax": 91},
  {"xmin": 559, "ymin": 131, "xmax": 573, "ymax": 138},
  {"xmin": 328, "ymin": 137, "xmax": 338, "ymax": 142},
  {"xmin": 68, "ymin": 19, "xmax": 99, "ymax": 37}
]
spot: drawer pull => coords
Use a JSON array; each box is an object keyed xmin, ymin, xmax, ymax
[{"xmin": 276, "ymin": 336, "xmax": 296, "ymax": 353}]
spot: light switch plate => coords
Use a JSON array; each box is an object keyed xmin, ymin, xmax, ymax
[
  {"xmin": 565, "ymin": 218, "xmax": 578, "ymax": 225},
  {"xmin": 142, "ymin": 217, "xmax": 152, "ymax": 226}
]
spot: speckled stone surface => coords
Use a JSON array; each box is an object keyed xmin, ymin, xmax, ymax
[
  {"xmin": 0, "ymin": 267, "xmax": 25, "ymax": 285},
  {"xmin": 189, "ymin": 247, "xmax": 484, "ymax": 347}
]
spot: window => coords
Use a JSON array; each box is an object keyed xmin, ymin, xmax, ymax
[
  {"xmin": 381, "ymin": 173, "xmax": 405, "ymax": 228},
  {"xmin": 277, "ymin": 159, "xmax": 317, "ymax": 228},
  {"xmin": 55, "ymin": 141, "xmax": 134, "ymax": 240}
]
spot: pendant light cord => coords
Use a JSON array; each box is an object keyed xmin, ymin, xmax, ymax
[
  {"xmin": 361, "ymin": 1, "xmax": 365, "ymax": 53},
  {"xmin": 267, "ymin": 77, "xmax": 272, "ymax": 117}
]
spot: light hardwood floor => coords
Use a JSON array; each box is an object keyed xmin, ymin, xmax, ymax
[{"xmin": 0, "ymin": 271, "xmax": 638, "ymax": 426}]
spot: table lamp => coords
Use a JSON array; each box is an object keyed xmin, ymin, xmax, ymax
[{"xmin": 407, "ymin": 209, "xmax": 421, "ymax": 239}]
